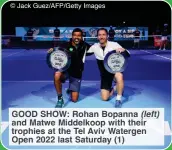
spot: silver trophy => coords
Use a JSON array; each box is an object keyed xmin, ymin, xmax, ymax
[
  {"xmin": 104, "ymin": 50, "xmax": 130, "ymax": 74},
  {"xmin": 49, "ymin": 47, "xmax": 70, "ymax": 71}
]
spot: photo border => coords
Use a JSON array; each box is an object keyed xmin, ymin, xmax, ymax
[{"xmin": 0, "ymin": 0, "xmax": 171, "ymax": 150}]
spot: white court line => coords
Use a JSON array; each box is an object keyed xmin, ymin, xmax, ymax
[
  {"xmin": 2, "ymin": 50, "xmax": 25, "ymax": 58},
  {"xmin": 2, "ymin": 80, "xmax": 100, "ymax": 83},
  {"xmin": 141, "ymin": 50, "xmax": 171, "ymax": 60},
  {"xmin": 164, "ymin": 121, "xmax": 172, "ymax": 136},
  {"xmin": 1, "ymin": 122, "xmax": 9, "ymax": 134}
]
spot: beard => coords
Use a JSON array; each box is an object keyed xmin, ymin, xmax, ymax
[{"xmin": 99, "ymin": 39, "xmax": 106, "ymax": 43}]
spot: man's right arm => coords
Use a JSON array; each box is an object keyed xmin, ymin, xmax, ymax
[
  {"xmin": 47, "ymin": 48, "xmax": 54, "ymax": 53},
  {"xmin": 46, "ymin": 48, "xmax": 54, "ymax": 68}
]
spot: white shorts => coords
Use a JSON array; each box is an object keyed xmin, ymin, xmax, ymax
[
  {"xmin": 161, "ymin": 36, "xmax": 167, "ymax": 41},
  {"xmin": 134, "ymin": 39, "xmax": 140, "ymax": 43}
]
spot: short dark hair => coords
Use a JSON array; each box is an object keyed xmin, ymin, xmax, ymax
[
  {"xmin": 97, "ymin": 28, "xmax": 108, "ymax": 35},
  {"xmin": 72, "ymin": 28, "xmax": 83, "ymax": 36}
]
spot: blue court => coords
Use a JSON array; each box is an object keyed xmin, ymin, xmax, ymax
[{"xmin": 1, "ymin": 49, "xmax": 171, "ymax": 149}]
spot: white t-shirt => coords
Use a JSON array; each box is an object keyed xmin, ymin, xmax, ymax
[{"xmin": 87, "ymin": 41, "xmax": 123, "ymax": 60}]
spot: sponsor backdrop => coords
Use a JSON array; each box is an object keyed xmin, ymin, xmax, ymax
[{"xmin": 16, "ymin": 27, "xmax": 148, "ymax": 41}]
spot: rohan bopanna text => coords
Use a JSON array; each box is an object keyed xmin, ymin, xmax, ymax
[{"xmin": 9, "ymin": 108, "xmax": 164, "ymax": 146}]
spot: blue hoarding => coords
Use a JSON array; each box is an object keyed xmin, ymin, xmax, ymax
[{"xmin": 15, "ymin": 27, "xmax": 148, "ymax": 41}]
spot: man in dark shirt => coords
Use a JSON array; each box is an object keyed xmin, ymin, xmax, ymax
[
  {"xmin": 108, "ymin": 26, "xmax": 115, "ymax": 41},
  {"xmin": 54, "ymin": 27, "xmax": 60, "ymax": 37},
  {"xmin": 133, "ymin": 27, "xmax": 140, "ymax": 49},
  {"xmin": 47, "ymin": 28, "xmax": 91, "ymax": 108},
  {"xmin": 53, "ymin": 27, "xmax": 60, "ymax": 47},
  {"xmin": 82, "ymin": 29, "xmax": 86, "ymax": 41},
  {"xmin": 26, "ymin": 28, "xmax": 34, "ymax": 50},
  {"xmin": 27, "ymin": 28, "xmax": 34, "ymax": 40}
]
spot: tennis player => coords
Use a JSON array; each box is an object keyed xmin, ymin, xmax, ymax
[
  {"xmin": 159, "ymin": 28, "xmax": 168, "ymax": 50},
  {"xmin": 47, "ymin": 28, "xmax": 91, "ymax": 108},
  {"xmin": 87, "ymin": 28, "xmax": 130, "ymax": 107}
]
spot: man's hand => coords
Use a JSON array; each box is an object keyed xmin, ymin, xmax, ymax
[
  {"xmin": 47, "ymin": 48, "xmax": 53, "ymax": 53},
  {"xmin": 115, "ymin": 48, "xmax": 125, "ymax": 53}
]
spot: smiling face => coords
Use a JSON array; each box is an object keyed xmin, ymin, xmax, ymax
[
  {"xmin": 72, "ymin": 31, "xmax": 82, "ymax": 46},
  {"xmin": 97, "ymin": 29, "xmax": 108, "ymax": 45}
]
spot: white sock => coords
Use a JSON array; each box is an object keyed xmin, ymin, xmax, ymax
[{"xmin": 116, "ymin": 94, "xmax": 122, "ymax": 101}]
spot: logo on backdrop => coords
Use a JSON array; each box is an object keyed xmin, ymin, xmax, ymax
[{"xmin": 88, "ymin": 27, "xmax": 99, "ymax": 37}]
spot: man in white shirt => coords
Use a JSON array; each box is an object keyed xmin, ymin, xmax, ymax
[{"xmin": 87, "ymin": 28, "xmax": 129, "ymax": 107}]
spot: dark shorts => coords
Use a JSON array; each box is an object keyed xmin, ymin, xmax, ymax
[
  {"xmin": 100, "ymin": 72, "xmax": 124, "ymax": 91},
  {"xmin": 61, "ymin": 72, "xmax": 82, "ymax": 93},
  {"xmin": 100, "ymin": 74, "xmax": 114, "ymax": 91}
]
